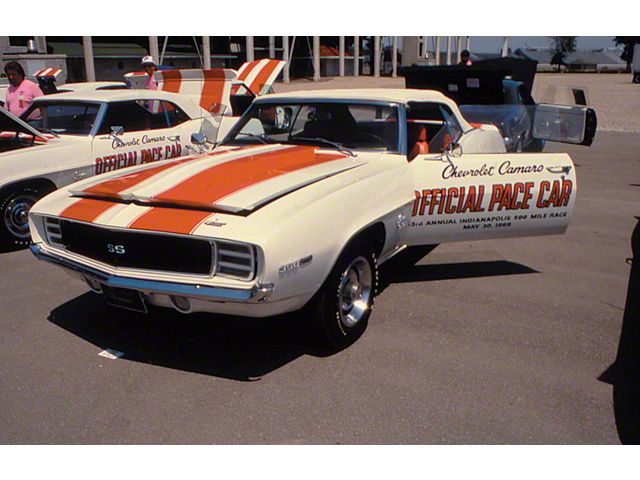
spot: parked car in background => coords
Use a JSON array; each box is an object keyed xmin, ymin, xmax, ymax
[
  {"xmin": 0, "ymin": 88, "xmax": 219, "ymax": 247},
  {"xmin": 402, "ymin": 62, "xmax": 597, "ymax": 152}
]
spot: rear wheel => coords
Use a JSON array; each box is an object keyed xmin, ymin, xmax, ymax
[
  {"xmin": 0, "ymin": 184, "xmax": 53, "ymax": 248},
  {"xmin": 308, "ymin": 240, "xmax": 379, "ymax": 351}
]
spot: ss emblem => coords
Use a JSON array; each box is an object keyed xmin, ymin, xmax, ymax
[{"xmin": 107, "ymin": 244, "xmax": 126, "ymax": 254}]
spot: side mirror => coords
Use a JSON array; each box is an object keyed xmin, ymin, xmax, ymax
[
  {"xmin": 191, "ymin": 132, "xmax": 207, "ymax": 145},
  {"xmin": 110, "ymin": 125, "xmax": 124, "ymax": 136},
  {"xmin": 450, "ymin": 142, "xmax": 463, "ymax": 157},
  {"xmin": 441, "ymin": 143, "xmax": 462, "ymax": 167},
  {"xmin": 442, "ymin": 142, "xmax": 462, "ymax": 159}
]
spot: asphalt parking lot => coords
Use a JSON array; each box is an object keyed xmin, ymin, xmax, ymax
[{"xmin": 0, "ymin": 131, "xmax": 638, "ymax": 444}]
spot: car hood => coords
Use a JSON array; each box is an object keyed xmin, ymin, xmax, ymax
[{"xmin": 70, "ymin": 144, "xmax": 367, "ymax": 214}]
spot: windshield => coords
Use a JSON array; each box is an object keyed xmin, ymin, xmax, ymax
[
  {"xmin": 21, "ymin": 101, "xmax": 101, "ymax": 135},
  {"xmin": 224, "ymin": 101, "xmax": 399, "ymax": 152}
]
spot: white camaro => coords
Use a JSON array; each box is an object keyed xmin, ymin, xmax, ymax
[
  {"xmin": 29, "ymin": 89, "xmax": 583, "ymax": 349},
  {"xmin": 0, "ymin": 88, "xmax": 218, "ymax": 246}
]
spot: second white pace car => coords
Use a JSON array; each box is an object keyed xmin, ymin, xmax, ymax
[
  {"xmin": 0, "ymin": 88, "xmax": 219, "ymax": 247},
  {"xmin": 29, "ymin": 89, "xmax": 584, "ymax": 349}
]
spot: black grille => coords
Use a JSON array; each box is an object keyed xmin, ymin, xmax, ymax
[{"xmin": 60, "ymin": 220, "xmax": 213, "ymax": 275}]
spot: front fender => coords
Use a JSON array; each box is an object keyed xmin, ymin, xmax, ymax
[{"xmin": 255, "ymin": 159, "xmax": 413, "ymax": 306}]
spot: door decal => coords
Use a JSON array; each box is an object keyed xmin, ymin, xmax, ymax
[
  {"xmin": 94, "ymin": 136, "xmax": 183, "ymax": 175},
  {"xmin": 411, "ymin": 157, "xmax": 574, "ymax": 234}
]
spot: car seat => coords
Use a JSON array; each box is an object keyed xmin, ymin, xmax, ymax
[{"xmin": 407, "ymin": 123, "xmax": 429, "ymax": 161}]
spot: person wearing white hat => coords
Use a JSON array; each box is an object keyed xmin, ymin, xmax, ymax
[{"xmin": 141, "ymin": 55, "xmax": 158, "ymax": 90}]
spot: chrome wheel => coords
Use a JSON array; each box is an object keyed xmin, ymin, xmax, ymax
[
  {"xmin": 3, "ymin": 194, "xmax": 37, "ymax": 240},
  {"xmin": 338, "ymin": 256, "xmax": 373, "ymax": 328}
]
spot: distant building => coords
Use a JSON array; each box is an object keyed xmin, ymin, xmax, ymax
[{"xmin": 515, "ymin": 47, "xmax": 626, "ymax": 72}]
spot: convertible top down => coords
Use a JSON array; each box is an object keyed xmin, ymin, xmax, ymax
[{"xmin": 29, "ymin": 88, "xmax": 580, "ymax": 349}]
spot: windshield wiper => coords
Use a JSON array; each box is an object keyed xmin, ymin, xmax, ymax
[
  {"xmin": 235, "ymin": 132, "xmax": 276, "ymax": 144},
  {"xmin": 293, "ymin": 137, "xmax": 355, "ymax": 157}
]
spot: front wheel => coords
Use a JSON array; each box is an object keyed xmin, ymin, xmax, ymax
[
  {"xmin": 0, "ymin": 185, "xmax": 52, "ymax": 248},
  {"xmin": 308, "ymin": 240, "xmax": 379, "ymax": 351}
]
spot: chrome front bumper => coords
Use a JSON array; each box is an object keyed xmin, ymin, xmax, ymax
[{"xmin": 30, "ymin": 244, "xmax": 273, "ymax": 304}]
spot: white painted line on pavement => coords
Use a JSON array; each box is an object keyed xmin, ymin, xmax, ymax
[{"xmin": 98, "ymin": 348, "xmax": 124, "ymax": 360}]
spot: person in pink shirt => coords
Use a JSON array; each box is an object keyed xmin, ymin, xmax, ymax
[
  {"xmin": 141, "ymin": 55, "xmax": 158, "ymax": 90},
  {"xmin": 3, "ymin": 61, "xmax": 44, "ymax": 117}
]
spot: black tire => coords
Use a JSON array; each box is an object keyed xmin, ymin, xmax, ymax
[
  {"xmin": 0, "ymin": 184, "xmax": 53, "ymax": 248},
  {"xmin": 307, "ymin": 240, "xmax": 379, "ymax": 351}
]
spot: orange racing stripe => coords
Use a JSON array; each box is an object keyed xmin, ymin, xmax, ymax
[
  {"xmin": 59, "ymin": 198, "xmax": 116, "ymax": 223},
  {"xmin": 159, "ymin": 70, "xmax": 182, "ymax": 94},
  {"xmin": 249, "ymin": 60, "xmax": 281, "ymax": 94},
  {"xmin": 127, "ymin": 146, "xmax": 345, "ymax": 234},
  {"xmin": 128, "ymin": 207, "xmax": 211, "ymax": 235},
  {"xmin": 199, "ymin": 69, "xmax": 228, "ymax": 113},
  {"xmin": 151, "ymin": 146, "xmax": 345, "ymax": 209},
  {"xmin": 82, "ymin": 156, "xmax": 196, "ymax": 197},
  {"xmin": 80, "ymin": 147, "xmax": 246, "ymax": 199},
  {"xmin": 233, "ymin": 60, "xmax": 261, "ymax": 94}
]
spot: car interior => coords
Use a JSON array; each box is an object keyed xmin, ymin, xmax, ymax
[
  {"xmin": 97, "ymin": 100, "xmax": 190, "ymax": 134},
  {"xmin": 406, "ymin": 102, "xmax": 459, "ymax": 160},
  {"xmin": 23, "ymin": 102, "xmax": 101, "ymax": 135}
]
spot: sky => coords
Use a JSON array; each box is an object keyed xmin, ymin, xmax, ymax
[{"xmin": 468, "ymin": 36, "xmax": 617, "ymax": 53}]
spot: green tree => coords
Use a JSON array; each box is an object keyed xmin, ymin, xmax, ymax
[
  {"xmin": 549, "ymin": 36, "xmax": 577, "ymax": 71},
  {"xmin": 613, "ymin": 36, "xmax": 640, "ymax": 69}
]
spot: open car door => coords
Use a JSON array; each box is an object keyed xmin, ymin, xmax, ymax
[
  {"xmin": 407, "ymin": 150, "xmax": 577, "ymax": 245},
  {"xmin": 532, "ymin": 104, "xmax": 597, "ymax": 146}
]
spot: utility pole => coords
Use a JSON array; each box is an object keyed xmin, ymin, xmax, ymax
[
  {"xmin": 283, "ymin": 36, "xmax": 290, "ymax": 83},
  {"xmin": 313, "ymin": 36, "xmax": 320, "ymax": 81},
  {"xmin": 354, "ymin": 36, "xmax": 360, "ymax": 76},
  {"xmin": 269, "ymin": 36, "xmax": 276, "ymax": 58},
  {"xmin": 246, "ymin": 36, "xmax": 254, "ymax": 62},
  {"xmin": 374, "ymin": 36, "xmax": 381, "ymax": 77},
  {"xmin": 149, "ymin": 36, "xmax": 159, "ymax": 60},
  {"xmin": 392, "ymin": 36, "xmax": 398, "ymax": 77},
  {"xmin": 82, "ymin": 36, "xmax": 96, "ymax": 81},
  {"xmin": 202, "ymin": 36, "xmax": 211, "ymax": 69},
  {"xmin": 339, "ymin": 36, "xmax": 345, "ymax": 77}
]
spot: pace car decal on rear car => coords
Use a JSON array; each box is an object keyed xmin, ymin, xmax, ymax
[{"xmin": 94, "ymin": 136, "xmax": 185, "ymax": 175}]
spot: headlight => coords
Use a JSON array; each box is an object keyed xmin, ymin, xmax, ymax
[
  {"xmin": 43, "ymin": 216, "xmax": 64, "ymax": 249},
  {"xmin": 214, "ymin": 240, "xmax": 257, "ymax": 281}
]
